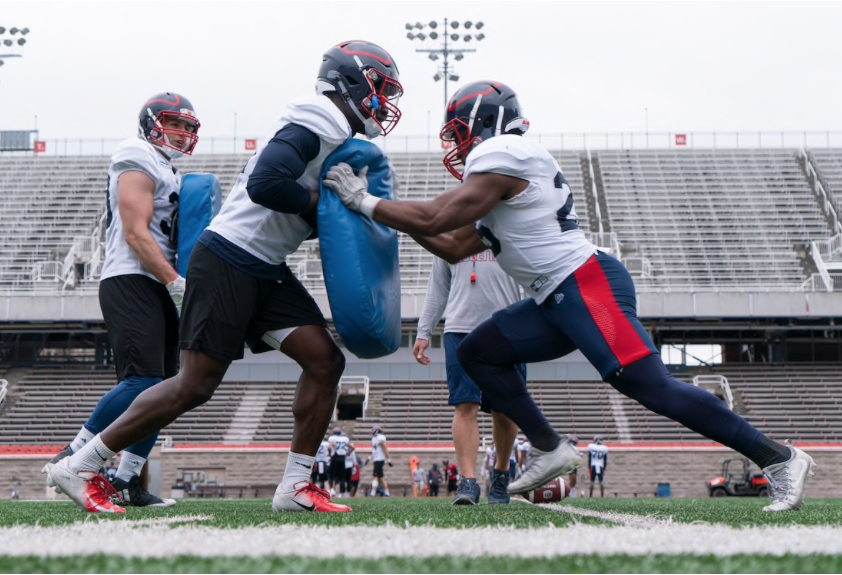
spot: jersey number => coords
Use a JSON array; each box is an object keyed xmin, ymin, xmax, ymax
[{"xmin": 554, "ymin": 172, "xmax": 579, "ymax": 233}]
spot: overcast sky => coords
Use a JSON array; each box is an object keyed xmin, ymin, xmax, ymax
[{"xmin": 1, "ymin": 1, "xmax": 841, "ymax": 142}]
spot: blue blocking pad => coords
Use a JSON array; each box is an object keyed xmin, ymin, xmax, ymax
[
  {"xmin": 178, "ymin": 173, "xmax": 222, "ymax": 277},
  {"xmin": 318, "ymin": 140, "xmax": 401, "ymax": 359}
]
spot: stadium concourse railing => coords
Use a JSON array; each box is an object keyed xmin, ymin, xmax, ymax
[{"xmin": 4, "ymin": 131, "xmax": 842, "ymax": 156}]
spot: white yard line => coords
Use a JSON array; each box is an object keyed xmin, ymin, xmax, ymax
[
  {"xmin": 1, "ymin": 522, "xmax": 842, "ymax": 558},
  {"xmin": 540, "ymin": 502, "xmax": 673, "ymax": 528}
]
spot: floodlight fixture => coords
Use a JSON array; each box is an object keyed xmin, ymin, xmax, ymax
[
  {"xmin": 17, "ymin": 38, "xmax": 25, "ymax": 46},
  {"xmin": 430, "ymin": 31, "xmax": 438, "ymax": 40},
  {"xmin": 450, "ymin": 33, "xmax": 459, "ymax": 41},
  {"xmin": 415, "ymin": 22, "xmax": 423, "ymax": 29},
  {"xmin": 429, "ymin": 53, "xmax": 439, "ymax": 61},
  {"xmin": 407, "ymin": 32, "xmax": 415, "ymax": 40},
  {"xmin": 451, "ymin": 21, "xmax": 460, "ymax": 29},
  {"xmin": 464, "ymin": 21, "xmax": 473, "ymax": 29},
  {"xmin": 405, "ymin": 23, "xmax": 413, "ymax": 30},
  {"xmin": 9, "ymin": 27, "xmax": 18, "ymax": 35},
  {"xmin": 449, "ymin": 74, "xmax": 459, "ymax": 82},
  {"xmin": 475, "ymin": 22, "xmax": 484, "ymax": 29},
  {"xmin": 416, "ymin": 32, "xmax": 426, "ymax": 41},
  {"xmin": 429, "ymin": 20, "xmax": 438, "ymax": 29},
  {"xmin": 0, "ymin": 27, "xmax": 5, "ymax": 35},
  {"xmin": 20, "ymin": 28, "xmax": 29, "ymax": 35},
  {"xmin": 3, "ymin": 40, "xmax": 12, "ymax": 47},
  {"xmin": 433, "ymin": 72, "xmax": 442, "ymax": 82},
  {"xmin": 476, "ymin": 33, "xmax": 485, "ymax": 41},
  {"xmin": 463, "ymin": 34, "xmax": 472, "ymax": 42},
  {"xmin": 454, "ymin": 53, "xmax": 464, "ymax": 61}
]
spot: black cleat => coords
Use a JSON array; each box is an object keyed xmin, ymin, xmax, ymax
[{"xmin": 110, "ymin": 475, "xmax": 177, "ymax": 508}]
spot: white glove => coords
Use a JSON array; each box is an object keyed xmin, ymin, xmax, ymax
[
  {"xmin": 323, "ymin": 163, "xmax": 381, "ymax": 217},
  {"xmin": 166, "ymin": 275, "xmax": 186, "ymax": 317}
]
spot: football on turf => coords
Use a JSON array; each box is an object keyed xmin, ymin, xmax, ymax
[{"xmin": 522, "ymin": 477, "xmax": 569, "ymax": 503}]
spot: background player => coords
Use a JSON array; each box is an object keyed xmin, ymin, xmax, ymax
[
  {"xmin": 49, "ymin": 41, "xmax": 403, "ymax": 514},
  {"xmin": 567, "ymin": 435, "xmax": 582, "ymax": 498},
  {"xmin": 588, "ymin": 436, "xmax": 609, "ymax": 498},
  {"xmin": 413, "ymin": 251, "xmax": 522, "ymax": 505},
  {"xmin": 365, "ymin": 426, "xmax": 392, "ymax": 497},
  {"xmin": 328, "ymin": 427, "xmax": 353, "ymax": 498},
  {"xmin": 323, "ymin": 79, "xmax": 815, "ymax": 512},
  {"xmin": 312, "ymin": 436, "xmax": 330, "ymax": 490},
  {"xmin": 44, "ymin": 92, "xmax": 199, "ymax": 509}
]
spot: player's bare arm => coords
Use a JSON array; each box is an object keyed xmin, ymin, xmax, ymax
[
  {"xmin": 118, "ymin": 171, "xmax": 179, "ymax": 285},
  {"xmin": 410, "ymin": 225, "xmax": 486, "ymax": 264}
]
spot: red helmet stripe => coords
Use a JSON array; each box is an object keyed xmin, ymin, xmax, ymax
[
  {"xmin": 447, "ymin": 83, "xmax": 502, "ymax": 112},
  {"xmin": 339, "ymin": 42, "xmax": 392, "ymax": 66},
  {"xmin": 145, "ymin": 94, "xmax": 182, "ymax": 107}
]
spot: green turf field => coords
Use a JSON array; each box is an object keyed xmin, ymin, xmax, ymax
[{"xmin": 1, "ymin": 498, "xmax": 841, "ymax": 573}]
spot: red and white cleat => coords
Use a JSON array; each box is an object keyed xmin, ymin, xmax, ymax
[
  {"xmin": 272, "ymin": 481, "xmax": 352, "ymax": 513},
  {"xmin": 47, "ymin": 458, "xmax": 126, "ymax": 514}
]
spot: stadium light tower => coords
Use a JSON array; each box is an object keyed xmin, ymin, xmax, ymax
[
  {"xmin": 405, "ymin": 19, "xmax": 486, "ymax": 111},
  {"xmin": 0, "ymin": 26, "xmax": 31, "ymax": 73}
]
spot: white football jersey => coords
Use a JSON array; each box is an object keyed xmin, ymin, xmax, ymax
[
  {"xmin": 316, "ymin": 440, "xmax": 330, "ymax": 463},
  {"xmin": 588, "ymin": 443, "xmax": 609, "ymax": 471},
  {"xmin": 371, "ymin": 433, "xmax": 388, "ymax": 462},
  {"xmin": 207, "ymin": 95, "xmax": 352, "ymax": 264},
  {"xmin": 329, "ymin": 434, "xmax": 351, "ymax": 457},
  {"xmin": 101, "ymin": 138, "xmax": 180, "ymax": 282},
  {"xmin": 517, "ymin": 440, "xmax": 531, "ymax": 455},
  {"xmin": 464, "ymin": 135, "xmax": 596, "ymax": 304}
]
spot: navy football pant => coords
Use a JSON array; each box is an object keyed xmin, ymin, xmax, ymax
[
  {"xmin": 458, "ymin": 253, "xmax": 783, "ymax": 468},
  {"xmin": 85, "ymin": 376, "xmax": 162, "ymax": 458}
]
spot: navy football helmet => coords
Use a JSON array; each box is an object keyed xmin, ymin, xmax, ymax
[
  {"xmin": 316, "ymin": 40, "xmax": 403, "ymax": 139},
  {"xmin": 440, "ymin": 81, "xmax": 529, "ymax": 180},
  {"xmin": 333, "ymin": 427, "xmax": 343, "ymax": 436},
  {"xmin": 138, "ymin": 92, "xmax": 200, "ymax": 158},
  {"xmin": 371, "ymin": 426, "xmax": 383, "ymax": 437}
]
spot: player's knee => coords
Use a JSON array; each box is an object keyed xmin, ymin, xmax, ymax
[
  {"xmin": 171, "ymin": 372, "xmax": 219, "ymax": 411},
  {"xmin": 305, "ymin": 348, "xmax": 346, "ymax": 384},
  {"xmin": 454, "ymin": 402, "xmax": 479, "ymax": 418}
]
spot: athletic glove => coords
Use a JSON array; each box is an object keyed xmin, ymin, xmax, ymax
[
  {"xmin": 323, "ymin": 164, "xmax": 381, "ymax": 218},
  {"xmin": 166, "ymin": 276, "xmax": 187, "ymax": 317},
  {"xmin": 387, "ymin": 460, "xmax": 393, "ymax": 467}
]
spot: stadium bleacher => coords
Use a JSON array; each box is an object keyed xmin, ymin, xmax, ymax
[
  {"xmin": 2, "ymin": 364, "xmax": 840, "ymax": 446},
  {"xmin": 594, "ymin": 149, "xmax": 833, "ymax": 288}
]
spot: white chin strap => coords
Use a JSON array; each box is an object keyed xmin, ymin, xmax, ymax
[
  {"xmin": 160, "ymin": 135, "xmax": 183, "ymax": 159},
  {"xmin": 362, "ymin": 118, "xmax": 382, "ymax": 140}
]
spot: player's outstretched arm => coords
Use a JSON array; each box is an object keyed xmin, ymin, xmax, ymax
[
  {"xmin": 324, "ymin": 165, "xmax": 526, "ymax": 236},
  {"xmin": 411, "ymin": 226, "xmax": 486, "ymax": 264}
]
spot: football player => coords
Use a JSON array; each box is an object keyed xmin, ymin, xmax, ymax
[
  {"xmin": 323, "ymin": 80, "xmax": 814, "ymax": 512},
  {"xmin": 43, "ymin": 92, "xmax": 199, "ymax": 510},
  {"xmin": 413, "ymin": 248, "xmax": 522, "ymax": 505},
  {"xmin": 365, "ymin": 426, "xmax": 392, "ymax": 497},
  {"xmin": 312, "ymin": 436, "xmax": 331, "ymax": 489},
  {"xmin": 328, "ymin": 427, "xmax": 353, "ymax": 498},
  {"xmin": 48, "ymin": 41, "xmax": 403, "ymax": 514},
  {"xmin": 587, "ymin": 435, "xmax": 609, "ymax": 498}
]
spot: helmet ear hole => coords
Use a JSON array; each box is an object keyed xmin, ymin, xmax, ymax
[
  {"xmin": 483, "ymin": 114, "xmax": 495, "ymax": 129},
  {"xmin": 344, "ymin": 75, "xmax": 360, "ymax": 87}
]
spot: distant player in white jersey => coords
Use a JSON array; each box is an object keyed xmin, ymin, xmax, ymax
[
  {"xmin": 516, "ymin": 438, "xmax": 531, "ymax": 472},
  {"xmin": 365, "ymin": 426, "xmax": 392, "ymax": 497},
  {"xmin": 328, "ymin": 427, "xmax": 354, "ymax": 498},
  {"xmin": 324, "ymin": 80, "xmax": 813, "ymax": 513},
  {"xmin": 43, "ymin": 92, "xmax": 199, "ymax": 512},
  {"xmin": 588, "ymin": 436, "xmax": 609, "ymax": 498},
  {"xmin": 49, "ymin": 42, "xmax": 405, "ymax": 515},
  {"xmin": 312, "ymin": 438, "xmax": 331, "ymax": 489}
]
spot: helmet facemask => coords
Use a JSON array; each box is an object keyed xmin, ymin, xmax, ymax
[
  {"xmin": 440, "ymin": 118, "xmax": 481, "ymax": 181},
  {"xmin": 144, "ymin": 109, "xmax": 200, "ymax": 159},
  {"xmin": 360, "ymin": 68, "xmax": 403, "ymax": 137}
]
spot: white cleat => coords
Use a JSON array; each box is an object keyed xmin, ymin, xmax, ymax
[
  {"xmin": 762, "ymin": 447, "xmax": 816, "ymax": 512},
  {"xmin": 47, "ymin": 458, "xmax": 126, "ymax": 514},
  {"xmin": 508, "ymin": 436, "xmax": 581, "ymax": 495},
  {"xmin": 272, "ymin": 481, "xmax": 352, "ymax": 513}
]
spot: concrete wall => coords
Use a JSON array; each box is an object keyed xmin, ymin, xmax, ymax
[
  {"xmin": 3, "ymin": 290, "xmax": 838, "ymax": 322},
  {"xmin": 5, "ymin": 448, "xmax": 840, "ymax": 501}
]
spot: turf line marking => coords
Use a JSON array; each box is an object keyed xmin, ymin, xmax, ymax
[
  {"xmin": 3, "ymin": 523, "xmax": 842, "ymax": 558},
  {"xmin": 514, "ymin": 498, "xmax": 672, "ymax": 528},
  {"xmin": 114, "ymin": 515, "xmax": 215, "ymax": 527}
]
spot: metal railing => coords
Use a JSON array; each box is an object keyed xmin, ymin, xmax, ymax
[
  {"xmin": 4, "ymin": 131, "xmax": 842, "ymax": 157},
  {"xmin": 0, "ymin": 379, "xmax": 8, "ymax": 406},
  {"xmin": 799, "ymin": 149, "xmax": 842, "ymax": 235},
  {"xmin": 692, "ymin": 375, "xmax": 734, "ymax": 411}
]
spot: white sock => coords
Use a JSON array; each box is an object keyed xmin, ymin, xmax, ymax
[
  {"xmin": 370, "ymin": 480, "xmax": 378, "ymax": 495},
  {"xmin": 68, "ymin": 435, "xmax": 116, "ymax": 475},
  {"xmin": 115, "ymin": 453, "xmax": 146, "ymax": 482},
  {"xmin": 281, "ymin": 452, "xmax": 316, "ymax": 492},
  {"xmin": 69, "ymin": 427, "xmax": 95, "ymax": 453}
]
